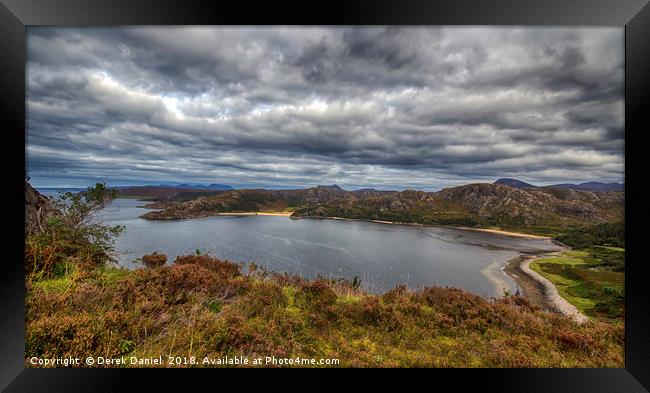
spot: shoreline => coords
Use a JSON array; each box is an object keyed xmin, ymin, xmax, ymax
[
  {"xmin": 295, "ymin": 215, "xmax": 552, "ymax": 240},
  {"xmin": 215, "ymin": 211, "xmax": 293, "ymax": 217},
  {"xmin": 505, "ymin": 252, "xmax": 589, "ymax": 324}
]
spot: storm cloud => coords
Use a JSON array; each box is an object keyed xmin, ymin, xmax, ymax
[{"xmin": 26, "ymin": 27, "xmax": 624, "ymax": 190}]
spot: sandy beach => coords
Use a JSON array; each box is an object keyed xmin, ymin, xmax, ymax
[
  {"xmin": 215, "ymin": 211, "xmax": 293, "ymax": 217},
  {"xmin": 456, "ymin": 226, "xmax": 551, "ymax": 239},
  {"xmin": 505, "ymin": 253, "xmax": 589, "ymax": 324}
]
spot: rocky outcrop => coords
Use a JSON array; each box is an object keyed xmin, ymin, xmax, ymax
[{"xmin": 25, "ymin": 181, "xmax": 56, "ymax": 235}]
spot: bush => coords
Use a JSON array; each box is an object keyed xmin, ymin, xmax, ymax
[
  {"xmin": 25, "ymin": 182, "xmax": 124, "ymax": 281},
  {"xmin": 173, "ymin": 254, "xmax": 241, "ymax": 279},
  {"xmin": 297, "ymin": 279, "xmax": 337, "ymax": 309},
  {"xmin": 141, "ymin": 252, "xmax": 167, "ymax": 268}
]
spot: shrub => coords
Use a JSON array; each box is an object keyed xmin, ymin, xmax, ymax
[
  {"xmin": 141, "ymin": 252, "xmax": 167, "ymax": 268},
  {"xmin": 173, "ymin": 254, "xmax": 241, "ymax": 279},
  {"xmin": 25, "ymin": 182, "xmax": 124, "ymax": 281},
  {"xmin": 297, "ymin": 279, "xmax": 337, "ymax": 310}
]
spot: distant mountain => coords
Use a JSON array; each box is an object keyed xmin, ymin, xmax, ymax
[
  {"xmin": 548, "ymin": 182, "xmax": 624, "ymax": 192},
  {"xmin": 493, "ymin": 178, "xmax": 538, "ymax": 189},
  {"xmin": 494, "ymin": 178, "xmax": 624, "ymax": 193},
  {"xmin": 208, "ymin": 183, "xmax": 234, "ymax": 190},
  {"xmin": 117, "ymin": 185, "xmax": 228, "ymax": 200},
  {"xmin": 161, "ymin": 183, "xmax": 234, "ymax": 190},
  {"xmin": 316, "ymin": 184, "xmax": 344, "ymax": 191}
]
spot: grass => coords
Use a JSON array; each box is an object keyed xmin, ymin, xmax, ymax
[
  {"xmin": 32, "ymin": 275, "xmax": 74, "ymax": 294},
  {"xmin": 94, "ymin": 266, "xmax": 131, "ymax": 287},
  {"xmin": 530, "ymin": 247, "xmax": 624, "ymax": 320},
  {"xmin": 26, "ymin": 254, "xmax": 624, "ymax": 368}
]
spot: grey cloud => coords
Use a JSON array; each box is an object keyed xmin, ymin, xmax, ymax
[{"xmin": 26, "ymin": 27, "xmax": 624, "ymax": 191}]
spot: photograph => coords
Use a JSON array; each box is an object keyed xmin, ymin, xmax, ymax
[{"xmin": 24, "ymin": 26, "xmax": 626, "ymax": 368}]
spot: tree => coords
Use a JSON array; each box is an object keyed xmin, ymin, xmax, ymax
[{"xmin": 25, "ymin": 182, "xmax": 124, "ymax": 279}]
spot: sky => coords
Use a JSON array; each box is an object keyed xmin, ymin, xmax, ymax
[{"xmin": 26, "ymin": 26, "xmax": 624, "ymax": 191}]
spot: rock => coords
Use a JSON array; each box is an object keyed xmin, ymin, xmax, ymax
[{"xmin": 25, "ymin": 181, "xmax": 56, "ymax": 236}]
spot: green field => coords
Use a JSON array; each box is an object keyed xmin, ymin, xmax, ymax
[{"xmin": 530, "ymin": 247, "xmax": 624, "ymax": 320}]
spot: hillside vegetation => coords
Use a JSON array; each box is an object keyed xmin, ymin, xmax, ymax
[
  {"xmin": 25, "ymin": 182, "xmax": 624, "ymax": 367},
  {"xmin": 140, "ymin": 183, "xmax": 624, "ymax": 234},
  {"xmin": 555, "ymin": 222, "xmax": 625, "ymax": 249},
  {"xmin": 27, "ymin": 254, "xmax": 624, "ymax": 368}
]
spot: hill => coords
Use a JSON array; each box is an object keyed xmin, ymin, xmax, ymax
[
  {"xmin": 435, "ymin": 183, "xmax": 623, "ymax": 228},
  {"xmin": 140, "ymin": 183, "xmax": 624, "ymax": 231}
]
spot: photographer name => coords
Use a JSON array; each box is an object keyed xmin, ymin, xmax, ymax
[{"xmin": 28, "ymin": 355, "xmax": 339, "ymax": 367}]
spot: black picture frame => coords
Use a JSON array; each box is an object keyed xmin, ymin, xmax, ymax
[{"xmin": 2, "ymin": 0, "xmax": 649, "ymax": 391}]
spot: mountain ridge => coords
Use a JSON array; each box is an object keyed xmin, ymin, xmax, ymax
[
  {"xmin": 494, "ymin": 178, "xmax": 623, "ymax": 192},
  {"xmin": 139, "ymin": 182, "xmax": 624, "ymax": 230}
]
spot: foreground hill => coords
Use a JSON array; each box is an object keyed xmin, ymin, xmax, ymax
[
  {"xmin": 140, "ymin": 183, "xmax": 624, "ymax": 231},
  {"xmin": 27, "ymin": 253, "xmax": 623, "ymax": 368}
]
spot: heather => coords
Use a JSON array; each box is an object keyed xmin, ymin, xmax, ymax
[{"xmin": 26, "ymin": 253, "xmax": 624, "ymax": 368}]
